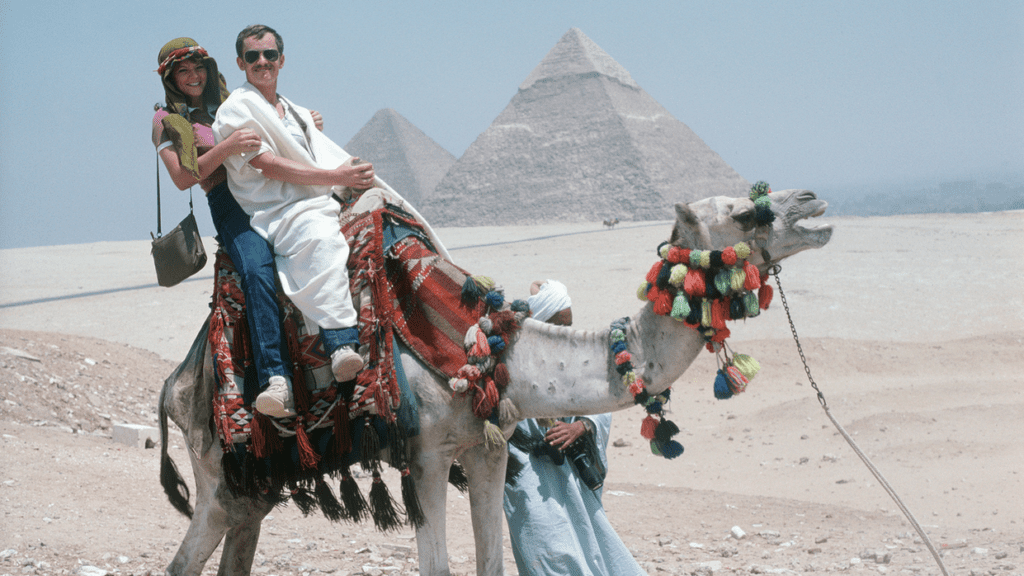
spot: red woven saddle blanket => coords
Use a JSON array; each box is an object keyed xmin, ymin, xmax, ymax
[{"xmin": 210, "ymin": 205, "xmax": 487, "ymax": 445}]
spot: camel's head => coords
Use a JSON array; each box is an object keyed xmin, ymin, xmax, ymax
[{"xmin": 679, "ymin": 189, "xmax": 833, "ymax": 266}]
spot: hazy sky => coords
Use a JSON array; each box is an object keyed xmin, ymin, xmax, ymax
[{"xmin": 1, "ymin": 0, "xmax": 1020, "ymax": 249}]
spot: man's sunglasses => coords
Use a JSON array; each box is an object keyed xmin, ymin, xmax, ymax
[{"xmin": 243, "ymin": 49, "xmax": 280, "ymax": 64}]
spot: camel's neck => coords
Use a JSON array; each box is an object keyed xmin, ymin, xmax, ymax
[{"xmin": 503, "ymin": 305, "xmax": 707, "ymax": 419}]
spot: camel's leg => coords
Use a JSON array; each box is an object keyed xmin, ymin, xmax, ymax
[
  {"xmin": 410, "ymin": 441, "xmax": 455, "ymax": 576},
  {"xmin": 165, "ymin": 448, "xmax": 234, "ymax": 576},
  {"xmin": 216, "ymin": 498, "xmax": 274, "ymax": 576},
  {"xmin": 460, "ymin": 443, "xmax": 509, "ymax": 576}
]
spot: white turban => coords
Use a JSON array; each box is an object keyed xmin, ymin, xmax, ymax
[{"xmin": 528, "ymin": 280, "xmax": 571, "ymax": 323}]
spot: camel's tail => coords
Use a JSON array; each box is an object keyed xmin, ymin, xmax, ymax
[{"xmin": 159, "ymin": 372, "xmax": 193, "ymax": 518}]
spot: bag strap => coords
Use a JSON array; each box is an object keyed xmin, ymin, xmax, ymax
[{"xmin": 153, "ymin": 103, "xmax": 196, "ymax": 239}]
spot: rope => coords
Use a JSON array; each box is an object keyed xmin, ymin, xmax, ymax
[{"xmin": 768, "ymin": 264, "xmax": 950, "ymax": 575}]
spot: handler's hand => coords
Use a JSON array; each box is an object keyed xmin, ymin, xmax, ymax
[
  {"xmin": 309, "ymin": 110, "xmax": 324, "ymax": 132},
  {"xmin": 545, "ymin": 420, "xmax": 586, "ymax": 451}
]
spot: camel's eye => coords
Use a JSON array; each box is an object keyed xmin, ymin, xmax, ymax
[{"xmin": 731, "ymin": 209, "xmax": 757, "ymax": 231}]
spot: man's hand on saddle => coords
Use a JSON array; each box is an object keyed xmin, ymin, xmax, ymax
[
  {"xmin": 545, "ymin": 420, "xmax": 587, "ymax": 451},
  {"xmin": 223, "ymin": 128, "xmax": 262, "ymax": 157},
  {"xmin": 337, "ymin": 158, "xmax": 375, "ymax": 190}
]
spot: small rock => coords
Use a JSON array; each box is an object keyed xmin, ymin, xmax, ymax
[
  {"xmin": 731, "ymin": 526, "xmax": 746, "ymax": 540},
  {"xmin": 76, "ymin": 567, "xmax": 108, "ymax": 576}
]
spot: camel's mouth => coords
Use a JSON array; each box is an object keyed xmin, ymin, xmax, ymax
[{"xmin": 786, "ymin": 195, "xmax": 833, "ymax": 248}]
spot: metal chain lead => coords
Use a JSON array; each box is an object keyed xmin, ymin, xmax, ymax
[{"xmin": 768, "ymin": 265, "xmax": 950, "ymax": 576}]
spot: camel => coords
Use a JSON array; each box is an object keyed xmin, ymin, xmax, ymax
[{"xmin": 158, "ymin": 188, "xmax": 832, "ymax": 575}]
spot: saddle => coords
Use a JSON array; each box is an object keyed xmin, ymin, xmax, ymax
[{"xmin": 207, "ymin": 203, "xmax": 490, "ymax": 529}]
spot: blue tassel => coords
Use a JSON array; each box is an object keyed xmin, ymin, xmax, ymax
[
  {"xmin": 660, "ymin": 440, "xmax": 684, "ymax": 459},
  {"xmin": 510, "ymin": 299, "xmax": 530, "ymax": 312},
  {"xmin": 485, "ymin": 290, "xmax": 504, "ymax": 310},
  {"xmin": 714, "ymin": 370, "xmax": 733, "ymax": 399},
  {"xmin": 487, "ymin": 335, "xmax": 505, "ymax": 353},
  {"xmin": 611, "ymin": 341, "xmax": 627, "ymax": 355},
  {"xmin": 645, "ymin": 401, "xmax": 662, "ymax": 414}
]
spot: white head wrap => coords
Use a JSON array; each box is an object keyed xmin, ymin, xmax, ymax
[{"xmin": 527, "ymin": 280, "xmax": 571, "ymax": 323}]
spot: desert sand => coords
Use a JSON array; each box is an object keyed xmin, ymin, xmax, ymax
[{"xmin": 1, "ymin": 210, "xmax": 1022, "ymax": 575}]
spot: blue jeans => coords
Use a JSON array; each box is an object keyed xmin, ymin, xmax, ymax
[
  {"xmin": 320, "ymin": 326, "xmax": 360, "ymax": 356},
  {"xmin": 207, "ymin": 181, "xmax": 291, "ymax": 388}
]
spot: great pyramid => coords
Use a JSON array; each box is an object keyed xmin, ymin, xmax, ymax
[
  {"xmin": 420, "ymin": 28, "xmax": 750, "ymax": 226},
  {"xmin": 343, "ymin": 108, "xmax": 456, "ymax": 205}
]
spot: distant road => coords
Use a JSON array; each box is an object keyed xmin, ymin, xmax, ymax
[{"xmin": 0, "ymin": 222, "xmax": 662, "ymax": 309}]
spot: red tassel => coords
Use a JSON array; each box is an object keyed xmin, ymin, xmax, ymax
[
  {"xmin": 759, "ymin": 283, "xmax": 773, "ymax": 310},
  {"xmin": 653, "ymin": 290, "xmax": 673, "ymax": 316},
  {"xmin": 614, "ymin": 351, "xmax": 632, "ymax": 365},
  {"xmin": 250, "ymin": 413, "xmax": 269, "ymax": 459},
  {"xmin": 295, "ymin": 418, "xmax": 321, "ymax": 470},
  {"xmin": 471, "ymin": 382, "xmax": 497, "ymax": 419},
  {"xmin": 711, "ymin": 298, "xmax": 729, "ymax": 330},
  {"xmin": 640, "ymin": 415, "xmax": 658, "ymax": 440},
  {"xmin": 488, "ymin": 310, "xmax": 516, "ymax": 335},
  {"xmin": 667, "ymin": 246, "xmax": 686, "ymax": 264},
  {"xmin": 710, "ymin": 327, "xmax": 731, "ymax": 343},
  {"xmin": 683, "ymin": 268, "xmax": 706, "ymax": 297},
  {"xmin": 646, "ymin": 260, "xmax": 664, "ymax": 285},
  {"xmin": 469, "ymin": 329, "xmax": 491, "ymax": 357},
  {"xmin": 743, "ymin": 261, "xmax": 761, "ymax": 291},
  {"xmin": 484, "ymin": 377, "xmax": 499, "ymax": 407},
  {"xmin": 493, "ymin": 363, "xmax": 510, "ymax": 389}
]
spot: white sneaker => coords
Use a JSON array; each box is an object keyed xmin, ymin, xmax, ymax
[
  {"xmin": 253, "ymin": 375, "xmax": 297, "ymax": 418},
  {"xmin": 331, "ymin": 345, "xmax": 364, "ymax": 382}
]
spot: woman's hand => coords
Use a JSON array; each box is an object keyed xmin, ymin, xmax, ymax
[
  {"xmin": 334, "ymin": 160, "xmax": 375, "ymax": 189},
  {"xmin": 309, "ymin": 110, "xmax": 324, "ymax": 132},
  {"xmin": 221, "ymin": 128, "xmax": 262, "ymax": 156},
  {"xmin": 545, "ymin": 420, "xmax": 587, "ymax": 451}
]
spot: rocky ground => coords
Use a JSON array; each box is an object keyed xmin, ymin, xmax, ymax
[{"xmin": 1, "ymin": 329, "xmax": 1021, "ymax": 576}]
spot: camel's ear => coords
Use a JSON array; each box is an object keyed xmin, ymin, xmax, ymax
[
  {"xmin": 670, "ymin": 202, "xmax": 712, "ymax": 249},
  {"xmin": 729, "ymin": 199, "xmax": 758, "ymax": 232}
]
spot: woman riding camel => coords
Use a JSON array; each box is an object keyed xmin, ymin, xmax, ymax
[{"xmin": 151, "ymin": 37, "xmax": 307, "ymax": 417}]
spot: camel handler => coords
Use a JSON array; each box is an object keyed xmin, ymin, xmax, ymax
[
  {"xmin": 527, "ymin": 279, "xmax": 573, "ymax": 326},
  {"xmin": 507, "ymin": 280, "xmax": 646, "ymax": 575},
  {"xmin": 212, "ymin": 24, "xmax": 449, "ymax": 415}
]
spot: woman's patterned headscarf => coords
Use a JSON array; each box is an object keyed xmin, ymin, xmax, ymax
[{"xmin": 155, "ymin": 37, "xmax": 231, "ymax": 179}]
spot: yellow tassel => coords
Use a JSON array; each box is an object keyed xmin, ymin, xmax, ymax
[
  {"xmin": 734, "ymin": 242, "xmax": 751, "ymax": 260},
  {"xmin": 669, "ymin": 264, "xmax": 688, "ymax": 287},
  {"xmin": 483, "ymin": 421, "xmax": 505, "ymax": 450},
  {"xmin": 473, "ymin": 275, "xmax": 495, "ymax": 291},
  {"xmin": 733, "ymin": 354, "xmax": 761, "ymax": 380},
  {"xmin": 636, "ymin": 282, "xmax": 650, "ymax": 301}
]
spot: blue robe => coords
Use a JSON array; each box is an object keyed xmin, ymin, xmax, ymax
[{"xmin": 503, "ymin": 415, "xmax": 647, "ymax": 576}]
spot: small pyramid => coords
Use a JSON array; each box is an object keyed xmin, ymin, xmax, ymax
[
  {"xmin": 344, "ymin": 108, "xmax": 456, "ymax": 205},
  {"xmin": 421, "ymin": 28, "xmax": 750, "ymax": 225}
]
